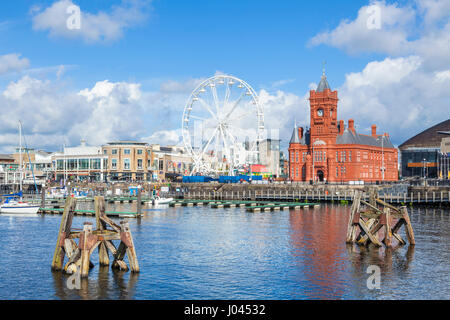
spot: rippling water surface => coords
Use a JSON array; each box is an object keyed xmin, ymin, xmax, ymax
[{"xmin": 0, "ymin": 203, "xmax": 449, "ymax": 300}]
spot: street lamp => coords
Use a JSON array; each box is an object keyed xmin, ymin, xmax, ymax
[{"xmin": 423, "ymin": 158, "xmax": 427, "ymax": 179}]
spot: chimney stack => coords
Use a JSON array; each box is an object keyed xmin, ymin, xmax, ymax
[
  {"xmin": 348, "ymin": 119, "xmax": 355, "ymax": 133},
  {"xmin": 339, "ymin": 120, "xmax": 345, "ymax": 134},
  {"xmin": 371, "ymin": 125, "xmax": 377, "ymax": 137},
  {"xmin": 298, "ymin": 127, "xmax": 304, "ymax": 139}
]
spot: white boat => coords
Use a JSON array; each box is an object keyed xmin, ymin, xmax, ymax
[
  {"xmin": 47, "ymin": 187, "xmax": 67, "ymax": 199},
  {"xmin": 0, "ymin": 199, "xmax": 40, "ymax": 214},
  {"xmin": 0, "ymin": 121, "xmax": 40, "ymax": 215},
  {"xmin": 152, "ymin": 196, "xmax": 174, "ymax": 205}
]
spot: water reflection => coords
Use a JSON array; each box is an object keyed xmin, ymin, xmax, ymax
[
  {"xmin": 52, "ymin": 267, "xmax": 138, "ymax": 300},
  {"xmin": 346, "ymin": 244, "xmax": 415, "ymax": 273},
  {"xmin": 289, "ymin": 205, "xmax": 350, "ymax": 299}
]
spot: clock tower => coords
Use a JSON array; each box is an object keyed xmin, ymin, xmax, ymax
[{"xmin": 309, "ymin": 69, "xmax": 339, "ymax": 145}]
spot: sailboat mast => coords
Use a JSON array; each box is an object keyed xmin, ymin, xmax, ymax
[{"xmin": 19, "ymin": 121, "xmax": 23, "ymax": 194}]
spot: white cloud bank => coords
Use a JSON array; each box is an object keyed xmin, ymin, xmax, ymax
[
  {"xmin": 31, "ymin": 0, "xmax": 151, "ymax": 43},
  {"xmin": 308, "ymin": 0, "xmax": 450, "ymax": 145}
]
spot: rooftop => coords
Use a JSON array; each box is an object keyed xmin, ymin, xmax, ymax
[
  {"xmin": 106, "ymin": 141, "xmax": 149, "ymax": 146},
  {"xmin": 336, "ymin": 129, "xmax": 395, "ymax": 148},
  {"xmin": 316, "ymin": 69, "xmax": 331, "ymax": 92},
  {"xmin": 399, "ymin": 119, "xmax": 450, "ymax": 150}
]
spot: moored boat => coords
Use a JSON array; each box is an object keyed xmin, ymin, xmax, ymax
[
  {"xmin": 152, "ymin": 196, "xmax": 174, "ymax": 205},
  {"xmin": 0, "ymin": 197, "xmax": 40, "ymax": 214}
]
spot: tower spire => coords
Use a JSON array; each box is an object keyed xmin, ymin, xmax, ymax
[{"xmin": 317, "ymin": 61, "xmax": 330, "ymax": 92}]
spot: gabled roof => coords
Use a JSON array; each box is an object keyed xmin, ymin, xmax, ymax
[{"xmin": 336, "ymin": 129, "xmax": 394, "ymax": 148}]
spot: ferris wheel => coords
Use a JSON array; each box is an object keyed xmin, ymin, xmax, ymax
[{"xmin": 182, "ymin": 75, "xmax": 265, "ymax": 176}]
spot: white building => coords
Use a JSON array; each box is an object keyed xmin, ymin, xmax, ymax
[{"xmin": 52, "ymin": 140, "xmax": 108, "ymax": 182}]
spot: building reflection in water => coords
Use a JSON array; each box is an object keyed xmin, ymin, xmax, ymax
[
  {"xmin": 52, "ymin": 266, "xmax": 139, "ymax": 300},
  {"xmin": 289, "ymin": 204, "xmax": 350, "ymax": 299},
  {"xmin": 288, "ymin": 204, "xmax": 416, "ymax": 299}
]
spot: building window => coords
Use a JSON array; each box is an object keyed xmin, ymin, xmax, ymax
[
  {"xmin": 124, "ymin": 158, "xmax": 130, "ymax": 170},
  {"xmin": 137, "ymin": 149, "xmax": 143, "ymax": 155},
  {"xmin": 336, "ymin": 167, "xmax": 339, "ymax": 177},
  {"xmin": 302, "ymin": 152, "xmax": 306, "ymax": 162},
  {"xmin": 93, "ymin": 159, "xmax": 101, "ymax": 169},
  {"xmin": 112, "ymin": 149, "xmax": 117, "ymax": 155},
  {"xmin": 341, "ymin": 151, "xmax": 346, "ymax": 163},
  {"xmin": 349, "ymin": 151, "xmax": 352, "ymax": 162},
  {"xmin": 103, "ymin": 150, "xmax": 107, "ymax": 155},
  {"xmin": 137, "ymin": 159, "xmax": 143, "ymax": 169},
  {"xmin": 111, "ymin": 159, "xmax": 117, "ymax": 170},
  {"xmin": 124, "ymin": 149, "xmax": 131, "ymax": 155},
  {"xmin": 336, "ymin": 151, "xmax": 339, "ymax": 162},
  {"xmin": 296, "ymin": 167, "xmax": 299, "ymax": 177},
  {"xmin": 296, "ymin": 152, "xmax": 299, "ymax": 163}
]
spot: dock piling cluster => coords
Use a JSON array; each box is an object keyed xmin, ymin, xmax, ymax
[
  {"xmin": 51, "ymin": 196, "xmax": 140, "ymax": 278},
  {"xmin": 346, "ymin": 189, "xmax": 415, "ymax": 248}
]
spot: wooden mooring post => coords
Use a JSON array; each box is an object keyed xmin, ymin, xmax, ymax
[
  {"xmin": 346, "ymin": 189, "xmax": 415, "ymax": 248},
  {"xmin": 51, "ymin": 196, "xmax": 140, "ymax": 277}
]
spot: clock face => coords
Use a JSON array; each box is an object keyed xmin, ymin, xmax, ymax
[{"xmin": 317, "ymin": 109, "xmax": 324, "ymax": 117}]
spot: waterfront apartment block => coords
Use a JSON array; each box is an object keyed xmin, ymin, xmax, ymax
[
  {"xmin": 288, "ymin": 71, "xmax": 398, "ymax": 183},
  {"xmin": 151, "ymin": 144, "xmax": 193, "ymax": 181},
  {"xmin": 102, "ymin": 141, "xmax": 152, "ymax": 181}
]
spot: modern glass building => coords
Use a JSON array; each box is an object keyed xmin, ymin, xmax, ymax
[
  {"xmin": 399, "ymin": 119, "xmax": 450, "ymax": 178},
  {"xmin": 400, "ymin": 148, "xmax": 439, "ymax": 178}
]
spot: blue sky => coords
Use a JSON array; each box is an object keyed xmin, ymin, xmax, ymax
[
  {"xmin": 0, "ymin": 0, "xmax": 449, "ymax": 153},
  {"xmin": 1, "ymin": 0, "xmax": 372, "ymax": 91}
]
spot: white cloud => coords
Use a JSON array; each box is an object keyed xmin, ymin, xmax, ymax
[
  {"xmin": 306, "ymin": 0, "xmax": 450, "ymax": 146},
  {"xmin": 258, "ymin": 89, "xmax": 309, "ymax": 149},
  {"xmin": 337, "ymin": 56, "xmax": 450, "ymax": 144},
  {"xmin": 309, "ymin": 1, "xmax": 415, "ymax": 56},
  {"xmin": 142, "ymin": 129, "xmax": 182, "ymax": 146},
  {"xmin": 416, "ymin": 0, "xmax": 450, "ymax": 26},
  {"xmin": 309, "ymin": 0, "xmax": 450, "ymax": 70},
  {"xmin": 72, "ymin": 80, "xmax": 144, "ymax": 145},
  {"xmin": 0, "ymin": 53, "xmax": 30, "ymax": 75},
  {"xmin": 0, "ymin": 76, "xmax": 204, "ymax": 153},
  {"xmin": 31, "ymin": 0, "xmax": 151, "ymax": 43}
]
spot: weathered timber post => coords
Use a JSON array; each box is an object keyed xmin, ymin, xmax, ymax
[
  {"xmin": 112, "ymin": 221, "xmax": 139, "ymax": 273},
  {"xmin": 79, "ymin": 222, "xmax": 99, "ymax": 278},
  {"xmin": 95, "ymin": 196, "xmax": 109, "ymax": 266},
  {"xmin": 51, "ymin": 197, "xmax": 77, "ymax": 271},
  {"xmin": 346, "ymin": 190, "xmax": 361, "ymax": 243},
  {"xmin": 384, "ymin": 208, "xmax": 392, "ymax": 248},
  {"xmin": 401, "ymin": 206, "xmax": 415, "ymax": 245},
  {"xmin": 137, "ymin": 188, "xmax": 142, "ymax": 216},
  {"xmin": 41, "ymin": 186, "xmax": 46, "ymax": 210}
]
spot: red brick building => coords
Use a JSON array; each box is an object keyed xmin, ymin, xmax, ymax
[{"xmin": 288, "ymin": 71, "xmax": 398, "ymax": 183}]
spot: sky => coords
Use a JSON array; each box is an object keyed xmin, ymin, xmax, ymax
[{"xmin": 0, "ymin": 0, "xmax": 449, "ymax": 154}]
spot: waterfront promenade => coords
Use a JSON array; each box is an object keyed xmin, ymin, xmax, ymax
[{"xmin": 18, "ymin": 181, "xmax": 450, "ymax": 211}]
